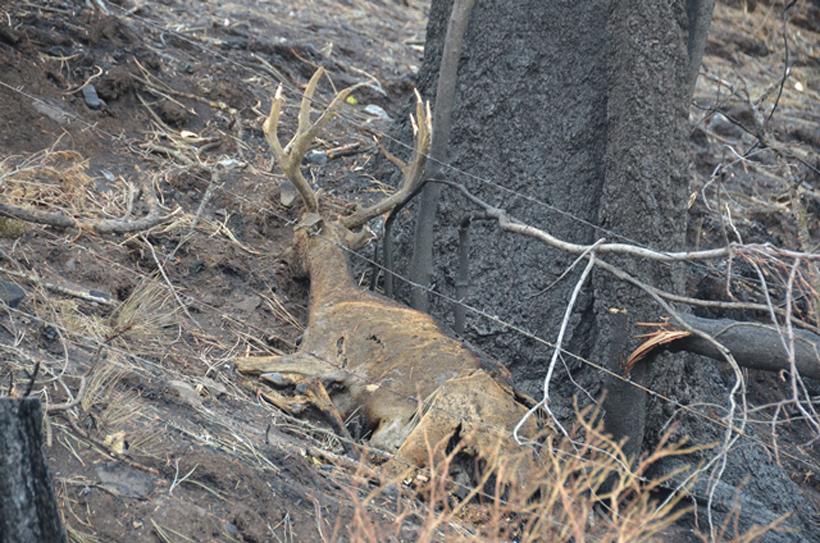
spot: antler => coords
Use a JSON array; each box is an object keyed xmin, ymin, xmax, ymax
[
  {"xmin": 262, "ymin": 67, "xmax": 364, "ymax": 212},
  {"xmin": 340, "ymin": 92, "xmax": 431, "ymax": 230},
  {"xmin": 263, "ymin": 68, "xmax": 432, "ymax": 230}
]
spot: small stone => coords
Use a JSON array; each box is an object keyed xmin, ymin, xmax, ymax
[
  {"xmin": 82, "ymin": 84, "xmax": 105, "ymax": 110},
  {"xmin": 88, "ymin": 290, "xmax": 111, "ymax": 302},
  {"xmin": 279, "ymin": 180, "xmax": 298, "ymax": 207},
  {"xmin": 305, "ymin": 149, "xmax": 328, "ymax": 165},
  {"xmin": 218, "ymin": 158, "xmax": 242, "ymax": 169},
  {"xmin": 364, "ymin": 104, "xmax": 392, "ymax": 122},
  {"xmin": 0, "ymin": 280, "xmax": 25, "ymax": 308}
]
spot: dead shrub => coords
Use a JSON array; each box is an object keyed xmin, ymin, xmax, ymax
[{"xmin": 325, "ymin": 405, "xmax": 784, "ymax": 542}]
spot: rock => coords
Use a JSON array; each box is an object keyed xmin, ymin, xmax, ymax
[
  {"xmin": 260, "ymin": 372, "xmax": 291, "ymax": 387},
  {"xmin": 82, "ymin": 84, "xmax": 105, "ymax": 110},
  {"xmin": 279, "ymin": 180, "xmax": 298, "ymax": 207},
  {"xmin": 32, "ymin": 99, "xmax": 72, "ymax": 125},
  {"xmin": 88, "ymin": 290, "xmax": 112, "ymax": 303},
  {"xmin": 157, "ymin": 100, "xmax": 190, "ymax": 127},
  {"xmin": 364, "ymin": 104, "xmax": 392, "ymax": 122},
  {"xmin": 304, "ymin": 149, "xmax": 328, "ymax": 165},
  {"xmin": 0, "ymin": 280, "xmax": 25, "ymax": 308},
  {"xmin": 96, "ymin": 463, "xmax": 155, "ymax": 500},
  {"xmin": 96, "ymin": 65, "xmax": 136, "ymax": 101}
]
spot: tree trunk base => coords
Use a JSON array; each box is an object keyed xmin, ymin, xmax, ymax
[{"xmin": 0, "ymin": 398, "xmax": 67, "ymax": 543}]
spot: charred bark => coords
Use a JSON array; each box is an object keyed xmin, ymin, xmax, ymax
[
  {"xmin": 668, "ymin": 315, "xmax": 820, "ymax": 379},
  {"xmin": 388, "ymin": 0, "xmax": 818, "ymax": 539},
  {"xmin": 0, "ymin": 398, "xmax": 67, "ymax": 543}
]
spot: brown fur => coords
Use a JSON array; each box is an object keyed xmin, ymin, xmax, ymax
[
  {"xmin": 243, "ymin": 69, "xmax": 539, "ymax": 480},
  {"xmin": 237, "ymin": 222, "xmax": 538, "ymax": 478}
]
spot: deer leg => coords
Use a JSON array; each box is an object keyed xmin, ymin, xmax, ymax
[{"xmin": 237, "ymin": 352, "xmax": 350, "ymax": 385}]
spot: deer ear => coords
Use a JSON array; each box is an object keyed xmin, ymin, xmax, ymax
[{"xmin": 345, "ymin": 227, "xmax": 374, "ymax": 250}]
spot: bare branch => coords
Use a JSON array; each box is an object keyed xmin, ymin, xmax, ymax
[
  {"xmin": 442, "ymin": 179, "xmax": 820, "ymax": 380},
  {"xmin": 0, "ymin": 177, "xmax": 177, "ymax": 234}
]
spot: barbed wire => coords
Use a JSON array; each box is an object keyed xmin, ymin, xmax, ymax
[
  {"xmin": 1, "ymin": 69, "xmax": 817, "ymax": 477},
  {"xmin": 90, "ymin": 0, "xmax": 818, "ymax": 294},
  {"xmin": 10, "ymin": 218, "xmax": 818, "ymax": 479}
]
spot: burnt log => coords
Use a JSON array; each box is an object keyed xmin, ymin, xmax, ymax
[{"xmin": 674, "ymin": 315, "xmax": 820, "ymax": 380}]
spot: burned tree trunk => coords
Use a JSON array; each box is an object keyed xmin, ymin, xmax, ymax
[
  {"xmin": 0, "ymin": 398, "xmax": 67, "ymax": 543},
  {"xmin": 403, "ymin": 0, "xmax": 702, "ymax": 456},
  {"xmin": 389, "ymin": 0, "xmax": 818, "ymax": 539}
]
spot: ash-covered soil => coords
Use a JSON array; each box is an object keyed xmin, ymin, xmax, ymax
[{"xmin": 0, "ymin": 0, "xmax": 817, "ymax": 541}]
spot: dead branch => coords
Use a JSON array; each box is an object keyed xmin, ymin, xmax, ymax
[
  {"xmin": 0, "ymin": 176, "xmax": 178, "ymax": 234},
  {"xmin": 444, "ymin": 180, "xmax": 820, "ymax": 380},
  {"xmin": 0, "ymin": 267, "xmax": 114, "ymax": 307},
  {"xmin": 409, "ymin": 0, "xmax": 476, "ymax": 311},
  {"xmin": 657, "ymin": 315, "xmax": 820, "ymax": 380}
]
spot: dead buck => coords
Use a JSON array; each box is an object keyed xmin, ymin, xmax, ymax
[{"xmin": 237, "ymin": 68, "xmax": 537, "ymax": 480}]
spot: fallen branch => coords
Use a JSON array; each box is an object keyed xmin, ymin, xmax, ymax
[
  {"xmin": 658, "ymin": 315, "xmax": 820, "ymax": 380},
  {"xmin": 445, "ymin": 180, "xmax": 820, "ymax": 381},
  {"xmin": 0, "ymin": 267, "xmax": 114, "ymax": 307},
  {"xmin": 0, "ymin": 177, "xmax": 178, "ymax": 234}
]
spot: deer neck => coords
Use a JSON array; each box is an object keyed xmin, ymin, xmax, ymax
[{"xmin": 301, "ymin": 223, "xmax": 358, "ymax": 310}]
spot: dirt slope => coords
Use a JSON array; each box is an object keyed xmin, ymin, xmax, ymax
[{"xmin": 0, "ymin": 0, "xmax": 817, "ymax": 541}]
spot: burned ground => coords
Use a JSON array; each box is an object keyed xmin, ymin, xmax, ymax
[{"xmin": 0, "ymin": 0, "xmax": 818, "ymax": 541}]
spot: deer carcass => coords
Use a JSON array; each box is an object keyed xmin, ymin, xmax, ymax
[{"xmin": 236, "ymin": 68, "xmax": 537, "ymax": 479}]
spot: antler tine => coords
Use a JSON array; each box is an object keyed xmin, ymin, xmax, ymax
[
  {"xmin": 263, "ymin": 68, "xmax": 365, "ymax": 213},
  {"xmin": 262, "ymin": 85, "xmax": 287, "ymax": 163},
  {"xmin": 341, "ymin": 92, "xmax": 432, "ymax": 230},
  {"xmin": 263, "ymin": 84, "xmax": 319, "ymax": 211},
  {"xmin": 292, "ymin": 67, "xmax": 325, "ymax": 150}
]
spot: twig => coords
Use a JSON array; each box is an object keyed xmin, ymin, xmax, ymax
[
  {"xmin": 23, "ymin": 360, "xmax": 40, "ymax": 397},
  {"xmin": 514, "ymin": 241, "xmax": 601, "ymax": 444},
  {"xmin": 168, "ymin": 458, "xmax": 198, "ymax": 495},
  {"xmin": 141, "ymin": 235, "xmax": 202, "ymax": 329},
  {"xmin": 62, "ymin": 66, "xmax": 104, "ymax": 95},
  {"xmin": 0, "ymin": 176, "xmax": 179, "ymax": 234},
  {"xmin": 46, "ymin": 376, "xmax": 87, "ymax": 413},
  {"xmin": 0, "ymin": 267, "xmax": 114, "ymax": 306},
  {"xmin": 168, "ymin": 169, "xmax": 222, "ymax": 259}
]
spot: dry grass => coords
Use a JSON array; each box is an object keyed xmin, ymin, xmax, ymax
[
  {"xmin": 323, "ymin": 406, "xmax": 784, "ymax": 543},
  {"xmin": 0, "ymin": 144, "xmax": 141, "ymax": 225},
  {"xmin": 109, "ymin": 277, "xmax": 179, "ymax": 356},
  {"xmin": 0, "ymin": 149, "xmax": 93, "ymax": 211}
]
